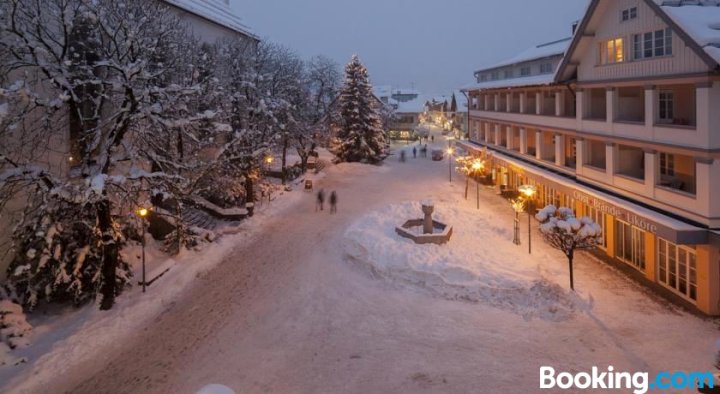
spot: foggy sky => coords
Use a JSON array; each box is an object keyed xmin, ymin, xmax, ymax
[{"xmin": 232, "ymin": 0, "xmax": 589, "ymax": 95}]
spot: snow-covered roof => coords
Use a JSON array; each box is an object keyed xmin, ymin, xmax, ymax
[
  {"xmin": 476, "ymin": 38, "xmax": 571, "ymax": 73},
  {"xmin": 393, "ymin": 95, "xmax": 429, "ymax": 114},
  {"xmin": 659, "ymin": 2, "xmax": 720, "ymax": 65},
  {"xmin": 461, "ymin": 74, "xmax": 556, "ymax": 91},
  {"xmin": 164, "ymin": 0, "xmax": 258, "ymax": 39}
]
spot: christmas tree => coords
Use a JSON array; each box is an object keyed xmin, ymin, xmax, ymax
[{"xmin": 333, "ymin": 55, "xmax": 386, "ymax": 163}]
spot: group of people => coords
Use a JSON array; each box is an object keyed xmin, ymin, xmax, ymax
[{"xmin": 316, "ymin": 189, "xmax": 338, "ymax": 213}]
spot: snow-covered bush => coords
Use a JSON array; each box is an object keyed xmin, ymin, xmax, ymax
[
  {"xmin": 0, "ymin": 299, "xmax": 32, "ymax": 350},
  {"xmin": 536, "ymin": 205, "xmax": 603, "ymax": 290},
  {"xmin": 6, "ymin": 188, "xmax": 131, "ymax": 310}
]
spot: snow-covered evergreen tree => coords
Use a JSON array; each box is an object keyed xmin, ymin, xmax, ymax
[
  {"xmin": 332, "ymin": 55, "xmax": 386, "ymax": 164},
  {"xmin": 536, "ymin": 205, "xmax": 603, "ymax": 290}
]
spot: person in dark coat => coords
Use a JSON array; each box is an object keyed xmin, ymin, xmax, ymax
[
  {"xmin": 316, "ymin": 189, "xmax": 325, "ymax": 211},
  {"xmin": 412, "ymin": 146, "xmax": 417, "ymax": 158},
  {"xmin": 329, "ymin": 191, "xmax": 338, "ymax": 214}
]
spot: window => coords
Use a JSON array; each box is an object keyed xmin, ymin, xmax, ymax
[
  {"xmin": 539, "ymin": 63, "xmax": 553, "ymax": 74},
  {"xmin": 659, "ymin": 153, "xmax": 675, "ymax": 177},
  {"xmin": 520, "ymin": 67, "xmax": 531, "ymax": 76},
  {"xmin": 479, "ymin": 74, "xmax": 487, "ymax": 82},
  {"xmin": 491, "ymin": 72, "xmax": 499, "ymax": 80},
  {"xmin": 616, "ymin": 221, "xmax": 645, "ymax": 270},
  {"xmin": 586, "ymin": 206, "xmax": 607, "ymax": 248},
  {"xmin": 658, "ymin": 90, "xmax": 674, "ymax": 123},
  {"xmin": 504, "ymin": 69, "xmax": 513, "ymax": 79},
  {"xmin": 599, "ymin": 38, "xmax": 624, "ymax": 64},
  {"xmin": 633, "ymin": 28, "xmax": 672, "ymax": 60},
  {"xmin": 621, "ymin": 7, "xmax": 638, "ymax": 21},
  {"xmin": 658, "ymin": 238, "xmax": 697, "ymax": 301}
]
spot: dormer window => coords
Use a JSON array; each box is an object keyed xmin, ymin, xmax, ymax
[
  {"xmin": 520, "ymin": 66, "xmax": 531, "ymax": 76},
  {"xmin": 539, "ymin": 63, "xmax": 553, "ymax": 74},
  {"xmin": 503, "ymin": 69, "xmax": 513, "ymax": 79},
  {"xmin": 621, "ymin": 7, "xmax": 637, "ymax": 22}
]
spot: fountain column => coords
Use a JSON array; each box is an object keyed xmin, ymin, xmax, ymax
[{"xmin": 421, "ymin": 203, "xmax": 434, "ymax": 234}]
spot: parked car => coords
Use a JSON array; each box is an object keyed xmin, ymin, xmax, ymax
[{"xmin": 431, "ymin": 149, "xmax": 444, "ymax": 161}]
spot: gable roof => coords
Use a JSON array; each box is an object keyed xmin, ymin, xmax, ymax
[
  {"xmin": 475, "ymin": 38, "xmax": 571, "ymax": 73},
  {"xmin": 164, "ymin": 0, "xmax": 259, "ymax": 40},
  {"xmin": 557, "ymin": 0, "xmax": 720, "ymax": 81},
  {"xmin": 659, "ymin": 1, "xmax": 720, "ymax": 65}
]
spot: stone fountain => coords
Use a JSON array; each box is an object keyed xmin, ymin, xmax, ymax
[{"xmin": 395, "ymin": 201, "xmax": 453, "ymax": 245}]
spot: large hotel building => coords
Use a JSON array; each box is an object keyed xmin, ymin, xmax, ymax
[{"xmin": 460, "ymin": 0, "xmax": 720, "ymax": 315}]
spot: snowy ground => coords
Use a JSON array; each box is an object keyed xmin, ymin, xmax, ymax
[{"xmin": 2, "ymin": 128, "xmax": 718, "ymax": 393}]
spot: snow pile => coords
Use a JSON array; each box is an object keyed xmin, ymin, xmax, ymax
[
  {"xmin": 0, "ymin": 300, "xmax": 31, "ymax": 366},
  {"xmin": 344, "ymin": 201, "xmax": 579, "ymax": 321}
]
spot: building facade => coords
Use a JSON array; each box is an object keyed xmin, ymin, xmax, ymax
[{"xmin": 462, "ymin": 0, "xmax": 720, "ymax": 315}]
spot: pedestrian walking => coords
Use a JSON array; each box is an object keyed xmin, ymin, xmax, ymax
[
  {"xmin": 431, "ymin": 135, "xmax": 435, "ymax": 143},
  {"xmin": 412, "ymin": 146, "xmax": 417, "ymax": 158},
  {"xmin": 316, "ymin": 189, "xmax": 325, "ymax": 211},
  {"xmin": 329, "ymin": 191, "xmax": 338, "ymax": 214},
  {"xmin": 400, "ymin": 150, "xmax": 406, "ymax": 162}
]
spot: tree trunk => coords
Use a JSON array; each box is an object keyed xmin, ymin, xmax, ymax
[
  {"xmin": 281, "ymin": 137, "xmax": 288, "ymax": 185},
  {"xmin": 97, "ymin": 199, "xmax": 118, "ymax": 310}
]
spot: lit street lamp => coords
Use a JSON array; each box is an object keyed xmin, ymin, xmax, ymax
[
  {"xmin": 518, "ymin": 184, "xmax": 537, "ymax": 254},
  {"xmin": 471, "ymin": 159, "xmax": 484, "ymax": 210},
  {"xmin": 136, "ymin": 207, "xmax": 149, "ymax": 292},
  {"xmin": 446, "ymin": 147, "xmax": 454, "ymax": 182}
]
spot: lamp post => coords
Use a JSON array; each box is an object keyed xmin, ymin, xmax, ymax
[
  {"xmin": 511, "ymin": 199, "xmax": 525, "ymax": 245},
  {"xmin": 446, "ymin": 147, "xmax": 454, "ymax": 182},
  {"xmin": 136, "ymin": 207, "xmax": 149, "ymax": 293},
  {"xmin": 471, "ymin": 159, "xmax": 484, "ymax": 210},
  {"xmin": 518, "ymin": 184, "xmax": 537, "ymax": 254},
  {"xmin": 265, "ymin": 155, "xmax": 274, "ymax": 205}
]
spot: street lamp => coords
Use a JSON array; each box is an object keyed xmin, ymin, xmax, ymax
[
  {"xmin": 471, "ymin": 159, "xmax": 484, "ymax": 209},
  {"xmin": 518, "ymin": 185, "xmax": 537, "ymax": 254},
  {"xmin": 511, "ymin": 199, "xmax": 525, "ymax": 245},
  {"xmin": 136, "ymin": 207, "xmax": 149, "ymax": 293},
  {"xmin": 446, "ymin": 147, "xmax": 454, "ymax": 182}
]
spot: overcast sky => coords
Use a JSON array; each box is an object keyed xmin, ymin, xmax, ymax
[{"xmin": 232, "ymin": 0, "xmax": 589, "ymax": 95}]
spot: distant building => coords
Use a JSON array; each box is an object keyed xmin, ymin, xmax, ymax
[
  {"xmin": 461, "ymin": 0, "xmax": 720, "ymax": 315},
  {"xmin": 375, "ymin": 87, "xmax": 428, "ymax": 141}
]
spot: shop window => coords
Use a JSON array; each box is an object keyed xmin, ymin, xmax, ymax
[
  {"xmin": 658, "ymin": 238, "xmax": 697, "ymax": 301},
  {"xmin": 586, "ymin": 206, "xmax": 607, "ymax": 249},
  {"xmin": 615, "ymin": 221, "xmax": 645, "ymax": 270}
]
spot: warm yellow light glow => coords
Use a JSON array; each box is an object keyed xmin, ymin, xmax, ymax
[
  {"xmin": 471, "ymin": 160, "xmax": 483, "ymax": 171},
  {"xmin": 137, "ymin": 208, "xmax": 149, "ymax": 217},
  {"xmin": 265, "ymin": 156, "xmax": 274, "ymax": 164},
  {"xmin": 68, "ymin": 156, "xmax": 74, "ymax": 162},
  {"xmin": 518, "ymin": 184, "xmax": 537, "ymax": 198},
  {"xmin": 511, "ymin": 199, "xmax": 526, "ymax": 213},
  {"xmin": 446, "ymin": 147, "xmax": 454, "ymax": 155}
]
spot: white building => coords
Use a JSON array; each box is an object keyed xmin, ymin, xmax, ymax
[{"xmin": 462, "ymin": 0, "xmax": 720, "ymax": 315}]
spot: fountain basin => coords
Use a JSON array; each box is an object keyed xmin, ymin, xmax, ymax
[{"xmin": 396, "ymin": 219, "xmax": 453, "ymax": 244}]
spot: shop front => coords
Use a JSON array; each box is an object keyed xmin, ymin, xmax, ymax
[{"xmin": 456, "ymin": 141, "xmax": 719, "ymax": 315}]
